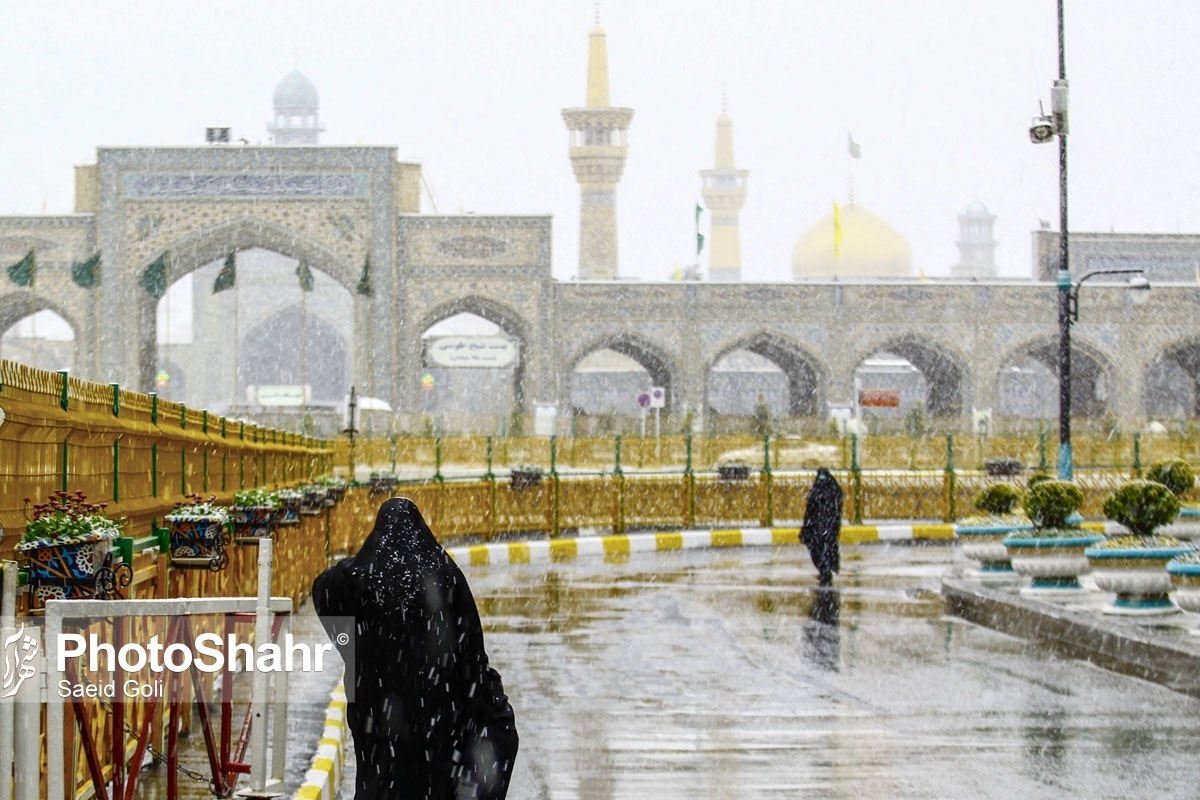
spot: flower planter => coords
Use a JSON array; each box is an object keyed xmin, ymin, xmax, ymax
[
  {"xmin": 322, "ymin": 485, "xmax": 347, "ymax": 506},
  {"xmin": 1085, "ymin": 543, "xmax": 1195, "ymax": 615},
  {"xmin": 277, "ymin": 495, "xmax": 302, "ymax": 525},
  {"xmin": 17, "ymin": 531, "xmax": 128, "ymax": 607},
  {"xmin": 1003, "ymin": 531, "xmax": 1104, "ymax": 592},
  {"xmin": 300, "ymin": 488, "xmax": 326, "ymax": 516},
  {"xmin": 1162, "ymin": 507, "xmax": 1200, "ymax": 541},
  {"xmin": 232, "ymin": 506, "xmax": 276, "ymax": 540},
  {"xmin": 956, "ymin": 521, "xmax": 1032, "ymax": 577},
  {"xmin": 1166, "ymin": 558, "xmax": 1200, "ymax": 619},
  {"xmin": 166, "ymin": 515, "xmax": 229, "ymax": 571}
]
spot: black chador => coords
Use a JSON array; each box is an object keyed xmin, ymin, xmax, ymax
[
  {"xmin": 801, "ymin": 468, "xmax": 843, "ymax": 586},
  {"xmin": 313, "ymin": 498, "xmax": 518, "ymax": 799}
]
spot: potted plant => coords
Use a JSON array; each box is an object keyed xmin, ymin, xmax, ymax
[
  {"xmin": 510, "ymin": 465, "xmax": 544, "ymax": 490},
  {"xmin": 1003, "ymin": 480, "xmax": 1103, "ymax": 593},
  {"xmin": 1146, "ymin": 459, "xmax": 1199, "ymax": 537},
  {"xmin": 164, "ymin": 494, "xmax": 230, "ymax": 571},
  {"xmin": 299, "ymin": 484, "xmax": 327, "ymax": 515},
  {"xmin": 276, "ymin": 488, "xmax": 303, "ymax": 525},
  {"xmin": 17, "ymin": 490, "xmax": 127, "ymax": 606},
  {"xmin": 1086, "ymin": 480, "xmax": 1194, "ymax": 614},
  {"xmin": 232, "ymin": 488, "xmax": 280, "ymax": 540},
  {"xmin": 956, "ymin": 482, "xmax": 1031, "ymax": 579},
  {"xmin": 317, "ymin": 476, "xmax": 348, "ymax": 505},
  {"xmin": 1166, "ymin": 550, "xmax": 1200, "ymax": 619}
]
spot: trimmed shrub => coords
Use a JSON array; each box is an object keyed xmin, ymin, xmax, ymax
[
  {"xmin": 1102, "ymin": 480, "xmax": 1181, "ymax": 537},
  {"xmin": 1146, "ymin": 459, "xmax": 1195, "ymax": 497},
  {"xmin": 1023, "ymin": 480, "xmax": 1083, "ymax": 529},
  {"xmin": 974, "ymin": 483, "xmax": 1023, "ymax": 515},
  {"xmin": 1026, "ymin": 472, "xmax": 1053, "ymax": 489}
]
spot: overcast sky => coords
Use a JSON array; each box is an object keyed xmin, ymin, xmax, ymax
[{"xmin": 3, "ymin": 1, "xmax": 1200, "ymax": 282}]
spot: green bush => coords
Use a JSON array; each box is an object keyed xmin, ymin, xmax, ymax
[
  {"xmin": 1102, "ymin": 480, "xmax": 1181, "ymax": 537},
  {"xmin": 1023, "ymin": 480, "xmax": 1083, "ymax": 529},
  {"xmin": 974, "ymin": 483, "xmax": 1023, "ymax": 515},
  {"xmin": 1026, "ymin": 472, "xmax": 1053, "ymax": 489},
  {"xmin": 1146, "ymin": 459, "xmax": 1195, "ymax": 497}
]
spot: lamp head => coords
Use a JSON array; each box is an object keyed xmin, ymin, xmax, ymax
[{"xmin": 1128, "ymin": 274, "xmax": 1151, "ymax": 306}]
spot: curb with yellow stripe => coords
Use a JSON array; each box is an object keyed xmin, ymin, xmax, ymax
[
  {"xmin": 293, "ymin": 680, "xmax": 350, "ymax": 800},
  {"xmin": 446, "ymin": 524, "xmax": 959, "ymax": 567}
]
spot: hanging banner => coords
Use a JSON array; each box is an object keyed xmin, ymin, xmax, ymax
[{"xmin": 427, "ymin": 336, "xmax": 518, "ymax": 368}]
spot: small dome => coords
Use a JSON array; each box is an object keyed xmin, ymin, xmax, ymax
[
  {"xmin": 273, "ymin": 69, "xmax": 319, "ymax": 110},
  {"xmin": 792, "ymin": 204, "xmax": 913, "ymax": 279},
  {"xmin": 965, "ymin": 198, "xmax": 991, "ymax": 216}
]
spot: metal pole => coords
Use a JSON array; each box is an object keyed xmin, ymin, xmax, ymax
[
  {"xmin": 249, "ymin": 537, "xmax": 273, "ymax": 791},
  {"xmin": 0, "ymin": 563, "xmax": 16, "ymax": 800},
  {"xmin": 1055, "ymin": 0, "xmax": 1073, "ymax": 480}
]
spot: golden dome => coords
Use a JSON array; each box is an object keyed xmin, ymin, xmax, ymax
[{"xmin": 791, "ymin": 204, "xmax": 913, "ymax": 279}]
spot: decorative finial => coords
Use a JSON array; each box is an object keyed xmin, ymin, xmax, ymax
[
  {"xmin": 594, "ymin": 1, "xmax": 600, "ymax": 26},
  {"xmin": 721, "ymin": 84, "xmax": 728, "ymax": 114}
]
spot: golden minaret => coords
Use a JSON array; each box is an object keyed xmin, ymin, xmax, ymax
[
  {"xmin": 562, "ymin": 18, "xmax": 633, "ymax": 280},
  {"xmin": 700, "ymin": 105, "xmax": 749, "ymax": 281}
]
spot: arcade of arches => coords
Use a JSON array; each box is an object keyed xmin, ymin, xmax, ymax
[{"xmin": 1, "ymin": 145, "xmax": 1198, "ymax": 436}]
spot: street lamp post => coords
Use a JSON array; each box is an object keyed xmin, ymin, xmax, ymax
[
  {"xmin": 1032, "ymin": 1, "xmax": 1152, "ymax": 479},
  {"xmin": 1056, "ymin": 269, "xmax": 1151, "ymax": 479}
]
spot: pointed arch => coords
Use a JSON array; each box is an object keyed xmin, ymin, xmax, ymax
[
  {"xmin": 1145, "ymin": 336, "xmax": 1200, "ymax": 417},
  {"xmin": 998, "ymin": 335, "xmax": 1116, "ymax": 419},
  {"xmin": 565, "ymin": 331, "xmax": 677, "ymax": 412},
  {"xmin": 141, "ymin": 215, "xmax": 359, "ymax": 293},
  {"xmin": 855, "ymin": 334, "xmax": 971, "ymax": 417},
  {"xmin": 708, "ymin": 331, "xmax": 826, "ymax": 416},
  {"xmin": 415, "ymin": 295, "xmax": 533, "ymax": 410}
]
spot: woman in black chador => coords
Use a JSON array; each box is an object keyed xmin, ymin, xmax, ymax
[
  {"xmin": 801, "ymin": 468, "xmax": 843, "ymax": 586},
  {"xmin": 313, "ymin": 497, "xmax": 518, "ymax": 800}
]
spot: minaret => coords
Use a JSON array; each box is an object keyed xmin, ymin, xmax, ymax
[
  {"xmin": 267, "ymin": 69, "xmax": 323, "ymax": 145},
  {"xmin": 950, "ymin": 199, "xmax": 999, "ymax": 279},
  {"xmin": 700, "ymin": 105, "xmax": 749, "ymax": 281},
  {"xmin": 562, "ymin": 18, "xmax": 633, "ymax": 280}
]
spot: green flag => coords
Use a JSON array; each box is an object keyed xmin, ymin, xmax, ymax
[
  {"xmin": 140, "ymin": 252, "xmax": 168, "ymax": 299},
  {"xmin": 848, "ymin": 132, "xmax": 862, "ymax": 159},
  {"xmin": 212, "ymin": 251, "xmax": 236, "ymax": 293},
  {"xmin": 296, "ymin": 258, "xmax": 314, "ymax": 291},
  {"xmin": 695, "ymin": 204, "xmax": 705, "ymax": 256},
  {"xmin": 356, "ymin": 254, "xmax": 374, "ymax": 297},
  {"xmin": 71, "ymin": 252, "xmax": 100, "ymax": 288},
  {"xmin": 6, "ymin": 249, "xmax": 34, "ymax": 287}
]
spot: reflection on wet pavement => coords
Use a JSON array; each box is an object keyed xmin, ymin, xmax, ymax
[{"xmin": 444, "ymin": 544, "xmax": 1200, "ymax": 799}]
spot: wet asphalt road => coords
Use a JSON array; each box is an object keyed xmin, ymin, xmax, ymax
[{"xmin": 429, "ymin": 543, "xmax": 1200, "ymax": 799}]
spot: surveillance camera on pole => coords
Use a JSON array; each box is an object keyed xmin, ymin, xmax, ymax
[{"xmin": 1029, "ymin": 79, "xmax": 1069, "ymax": 144}]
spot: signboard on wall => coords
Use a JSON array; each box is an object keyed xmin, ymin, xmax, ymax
[
  {"xmin": 256, "ymin": 385, "xmax": 309, "ymax": 406},
  {"xmin": 858, "ymin": 389, "xmax": 900, "ymax": 408},
  {"xmin": 427, "ymin": 336, "xmax": 518, "ymax": 368}
]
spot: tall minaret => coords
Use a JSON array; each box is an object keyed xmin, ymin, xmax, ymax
[
  {"xmin": 562, "ymin": 17, "xmax": 633, "ymax": 280},
  {"xmin": 700, "ymin": 105, "xmax": 749, "ymax": 281},
  {"xmin": 950, "ymin": 199, "xmax": 999, "ymax": 279}
]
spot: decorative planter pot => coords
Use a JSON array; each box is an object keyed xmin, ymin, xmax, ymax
[
  {"xmin": 277, "ymin": 495, "xmax": 302, "ymax": 525},
  {"xmin": 300, "ymin": 488, "xmax": 326, "ymax": 516},
  {"xmin": 1003, "ymin": 531, "xmax": 1105, "ymax": 592},
  {"xmin": 232, "ymin": 506, "xmax": 276, "ymax": 540},
  {"xmin": 956, "ymin": 521, "xmax": 1032, "ymax": 577},
  {"xmin": 323, "ymin": 486, "xmax": 345, "ymax": 506},
  {"xmin": 166, "ymin": 515, "xmax": 229, "ymax": 571},
  {"xmin": 1166, "ymin": 558, "xmax": 1200, "ymax": 620},
  {"xmin": 18, "ymin": 532, "xmax": 129, "ymax": 606},
  {"xmin": 510, "ymin": 470, "xmax": 544, "ymax": 490},
  {"xmin": 1085, "ymin": 543, "xmax": 1195, "ymax": 615},
  {"xmin": 1162, "ymin": 507, "xmax": 1200, "ymax": 541}
]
